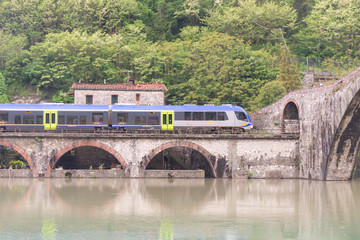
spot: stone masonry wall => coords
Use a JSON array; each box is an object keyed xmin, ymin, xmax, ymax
[
  {"xmin": 251, "ymin": 67, "xmax": 360, "ymax": 180},
  {"xmin": 74, "ymin": 89, "xmax": 165, "ymax": 105},
  {"xmin": 0, "ymin": 133, "xmax": 299, "ymax": 179}
]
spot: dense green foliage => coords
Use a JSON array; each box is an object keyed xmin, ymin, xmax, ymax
[{"xmin": 0, "ymin": 0, "xmax": 359, "ymax": 111}]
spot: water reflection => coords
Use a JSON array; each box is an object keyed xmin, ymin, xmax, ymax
[{"xmin": 0, "ymin": 179, "xmax": 359, "ymax": 239}]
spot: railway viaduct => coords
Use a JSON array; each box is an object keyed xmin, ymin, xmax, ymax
[
  {"xmin": 2, "ymin": 67, "xmax": 360, "ymax": 180},
  {"xmin": 252, "ymin": 67, "xmax": 360, "ymax": 180},
  {"xmin": 0, "ymin": 133, "xmax": 298, "ymax": 178}
]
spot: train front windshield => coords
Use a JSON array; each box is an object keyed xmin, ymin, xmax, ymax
[{"xmin": 235, "ymin": 111, "xmax": 248, "ymax": 121}]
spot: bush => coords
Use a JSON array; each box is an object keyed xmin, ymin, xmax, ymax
[{"xmin": 9, "ymin": 160, "xmax": 28, "ymax": 169}]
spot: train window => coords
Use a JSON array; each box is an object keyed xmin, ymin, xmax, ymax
[
  {"xmin": 51, "ymin": 113, "xmax": 55, "ymax": 124},
  {"xmin": 163, "ymin": 114, "xmax": 167, "ymax": 124},
  {"xmin": 67, "ymin": 116, "xmax": 78, "ymax": 125},
  {"xmin": 36, "ymin": 115, "xmax": 43, "ymax": 124},
  {"xmin": 135, "ymin": 116, "xmax": 146, "ymax": 125},
  {"xmin": 80, "ymin": 116, "xmax": 86, "ymax": 125},
  {"xmin": 92, "ymin": 113, "xmax": 103, "ymax": 123},
  {"xmin": 185, "ymin": 112, "xmax": 191, "ymax": 120},
  {"xmin": 117, "ymin": 113, "xmax": 128, "ymax": 123},
  {"xmin": 23, "ymin": 115, "xmax": 35, "ymax": 124},
  {"xmin": 46, "ymin": 113, "xmax": 50, "ymax": 124},
  {"xmin": 169, "ymin": 114, "xmax": 173, "ymax": 124},
  {"xmin": 175, "ymin": 112, "xmax": 184, "ymax": 120},
  {"xmin": 193, "ymin": 112, "xmax": 204, "ymax": 121},
  {"xmin": 58, "ymin": 115, "xmax": 65, "ymax": 124},
  {"xmin": 15, "ymin": 116, "xmax": 21, "ymax": 124},
  {"xmin": 205, "ymin": 112, "xmax": 216, "ymax": 120},
  {"xmin": 235, "ymin": 112, "xmax": 247, "ymax": 121},
  {"xmin": 148, "ymin": 116, "xmax": 159, "ymax": 125},
  {"xmin": 0, "ymin": 113, "xmax": 8, "ymax": 121},
  {"xmin": 217, "ymin": 112, "xmax": 228, "ymax": 121}
]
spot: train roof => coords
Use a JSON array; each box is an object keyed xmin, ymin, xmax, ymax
[
  {"xmin": 0, "ymin": 104, "xmax": 247, "ymax": 112},
  {"xmin": 0, "ymin": 104, "xmax": 108, "ymax": 111},
  {"xmin": 112, "ymin": 104, "xmax": 247, "ymax": 112}
]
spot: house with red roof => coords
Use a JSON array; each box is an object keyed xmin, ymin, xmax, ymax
[{"xmin": 71, "ymin": 79, "xmax": 167, "ymax": 105}]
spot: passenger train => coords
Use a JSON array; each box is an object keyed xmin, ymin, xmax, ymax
[{"xmin": 0, "ymin": 104, "xmax": 252, "ymax": 132}]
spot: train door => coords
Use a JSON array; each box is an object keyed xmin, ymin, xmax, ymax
[
  {"xmin": 44, "ymin": 110, "xmax": 57, "ymax": 130},
  {"xmin": 161, "ymin": 111, "xmax": 174, "ymax": 131}
]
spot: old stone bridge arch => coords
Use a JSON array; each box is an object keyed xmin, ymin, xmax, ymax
[
  {"xmin": 281, "ymin": 100, "xmax": 300, "ymax": 134},
  {"xmin": 326, "ymin": 87, "xmax": 360, "ymax": 180},
  {"xmin": 45, "ymin": 140, "xmax": 128, "ymax": 177},
  {"xmin": 0, "ymin": 140, "xmax": 37, "ymax": 177},
  {"xmin": 141, "ymin": 141, "xmax": 218, "ymax": 178}
]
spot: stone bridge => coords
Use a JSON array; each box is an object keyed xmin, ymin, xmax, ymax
[
  {"xmin": 251, "ymin": 67, "xmax": 360, "ymax": 180},
  {"xmin": 0, "ymin": 132, "xmax": 298, "ymax": 178}
]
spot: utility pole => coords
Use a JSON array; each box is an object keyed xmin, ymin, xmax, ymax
[{"xmin": 278, "ymin": 28, "xmax": 281, "ymax": 69}]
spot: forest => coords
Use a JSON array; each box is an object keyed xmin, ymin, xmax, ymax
[{"xmin": 0, "ymin": 0, "xmax": 359, "ymax": 111}]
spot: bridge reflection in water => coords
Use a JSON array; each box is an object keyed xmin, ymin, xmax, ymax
[{"xmin": 0, "ymin": 179, "xmax": 359, "ymax": 240}]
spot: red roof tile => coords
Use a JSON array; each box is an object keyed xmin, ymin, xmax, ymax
[{"xmin": 71, "ymin": 82, "xmax": 167, "ymax": 91}]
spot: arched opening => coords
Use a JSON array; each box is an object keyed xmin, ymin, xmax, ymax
[
  {"xmin": 144, "ymin": 142, "xmax": 217, "ymax": 178},
  {"xmin": 0, "ymin": 146, "xmax": 28, "ymax": 169},
  {"xmin": 326, "ymin": 88, "xmax": 360, "ymax": 180},
  {"xmin": 47, "ymin": 141, "xmax": 127, "ymax": 177},
  {"xmin": 282, "ymin": 101, "xmax": 300, "ymax": 134},
  {"xmin": 283, "ymin": 101, "xmax": 299, "ymax": 120},
  {"xmin": 54, "ymin": 146, "xmax": 121, "ymax": 170},
  {"xmin": 0, "ymin": 141, "xmax": 36, "ymax": 176}
]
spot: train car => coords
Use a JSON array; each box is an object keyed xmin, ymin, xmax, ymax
[
  {"xmin": 0, "ymin": 104, "xmax": 252, "ymax": 132},
  {"xmin": 111, "ymin": 104, "xmax": 252, "ymax": 131},
  {"xmin": 0, "ymin": 104, "xmax": 109, "ymax": 132}
]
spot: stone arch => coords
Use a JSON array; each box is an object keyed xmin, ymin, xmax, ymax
[
  {"xmin": 281, "ymin": 100, "xmax": 300, "ymax": 134},
  {"xmin": 0, "ymin": 140, "xmax": 37, "ymax": 177},
  {"xmin": 282, "ymin": 100, "xmax": 300, "ymax": 120},
  {"xmin": 46, "ymin": 140, "xmax": 128, "ymax": 177},
  {"xmin": 326, "ymin": 88, "xmax": 360, "ymax": 180},
  {"xmin": 142, "ymin": 141, "xmax": 218, "ymax": 177}
]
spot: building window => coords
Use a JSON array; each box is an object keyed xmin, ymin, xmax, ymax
[
  {"xmin": 86, "ymin": 95, "xmax": 93, "ymax": 104},
  {"xmin": 111, "ymin": 95, "xmax": 118, "ymax": 105},
  {"xmin": 136, "ymin": 93, "xmax": 140, "ymax": 104}
]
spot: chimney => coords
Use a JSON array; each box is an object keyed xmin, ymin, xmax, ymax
[{"xmin": 127, "ymin": 79, "xmax": 135, "ymax": 85}]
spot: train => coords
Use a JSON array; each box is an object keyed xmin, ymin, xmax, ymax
[{"xmin": 0, "ymin": 104, "xmax": 252, "ymax": 132}]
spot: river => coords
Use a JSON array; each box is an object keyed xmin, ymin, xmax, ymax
[{"xmin": 0, "ymin": 178, "xmax": 359, "ymax": 240}]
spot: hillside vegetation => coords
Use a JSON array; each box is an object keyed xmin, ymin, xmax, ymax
[{"xmin": 0, "ymin": 0, "xmax": 359, "ymax": 111}]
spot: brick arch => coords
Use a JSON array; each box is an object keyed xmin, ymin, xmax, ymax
[
  {"xmin": 282, "ymin": 100, "xmax": 300, "ymax": 120},
  {"xmin": 46, "ymin": 140, "xmax": 128, "ymax": 177},
  {"xmin": 143, "ymin": 141, "xmax": 217, "ymax": 177},
  {"xmin": 0, "ymin": 140, "xmax": 37, "ymax": 177}
]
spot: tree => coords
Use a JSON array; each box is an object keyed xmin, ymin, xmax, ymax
[
  {"xmin": 0, "ymin": 73, "xmax": 10, "ymax": 103},
  {"xmin": 203, "ymin": 0, "xmax": 297, "ymax": 45},
  {"xmin": 27, "ymin": 30, "xmax": 123, "ymax": 93},
  {"xmin": 162, "ymin": 32, "xmax": 278, "ymax": 109},
  {"xmin": 276, "ymin": 47, "xmax": 302, "ymax": 92},
  {"xmin": 294, "ymin": 0, "xmax": 360, "ymax": 59},
  {"xmin": 253, "ymin": 80, "xmax": 286, "ymax": 110}
]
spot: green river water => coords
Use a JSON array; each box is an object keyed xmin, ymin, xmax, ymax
[{"xmin": 0, "ymin": 178, "xmax": 359, "ymax": 240}]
